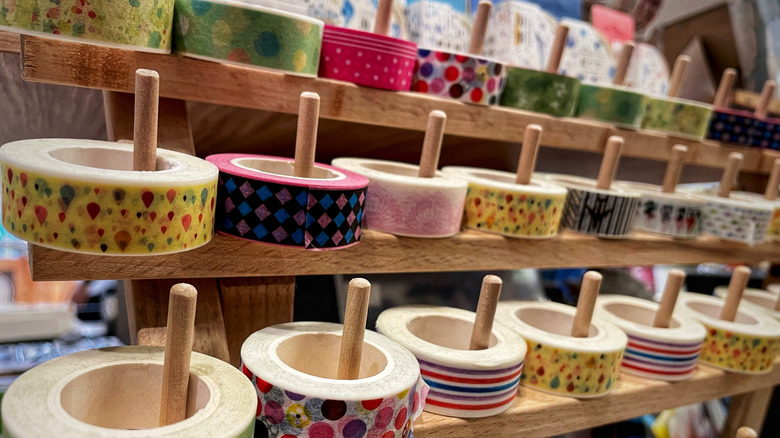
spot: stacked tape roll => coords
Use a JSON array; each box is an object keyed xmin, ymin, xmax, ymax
[
  {"xmin": 376, "ymin": 306, "xmax": 526, "ymax": 418},
  {"xmin": 678, "ymin": 293, "xmax": 780, "ymax": 374},
  {"xmin": 241, "ymin": 322, "xmax": 426, "ymax": 437},
  {"xmin": 0, "ymin": 139, "xmax": 218, "ymax": 255},
  {"xmin": 1, "ymin": 346, "xmax": 257, "ymax": 437},
  {"xmin": 614, "ymin": 181, "xmax": 705, "ymax": 239},
  {"xmin": 695, "ymin": 191, "xmax": 774, "ymax": 245},
  {"xmin": 331, "ymin": 158, "xmax": 467, "ymax": 238},
  {"xmin": 575, "ymin": 84, "xmax": 649, "ymax": 128},
  {"xmin": 714, "ymin": 287, "xmax": 780, "ymax": 321},
  {"xmin": 173, "ymin": 0, "xmax": 324, "ymax": 77},
  {"xmin": 727, "ymin": 191, "xmax": 780, "ymax": 242},
  {"xmin": 441, "ymin": 167, "xmax": 566, "ymax": 238},
  {"xmin": 595, "ymin": 295, "xmax": 706, "ymax": 381},
  {"xmin": 412, "ymin": 49, "xmax": 506, "ymax": 106},
  {"xmin": 707, "ymin": 108, "xmax": 756, "ymax": 147},
  {"xmin": 641, "ymin": 97, "xmax": 713, "ymax": 140},
  {"xmin": 0, "ymin": 0, "xmax": 174, "ymax": 53},
  {"xmin": 495, "ymin": 301, "xmax": 626, "ymax": 398},
  {"xmin": 207, "ymin": 154, "xmax": 367, "ymax": 250}
]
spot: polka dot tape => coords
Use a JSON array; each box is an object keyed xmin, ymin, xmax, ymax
[{"xmin": 412, "ymin": 49, "xmax": 507, "ymax": 106}]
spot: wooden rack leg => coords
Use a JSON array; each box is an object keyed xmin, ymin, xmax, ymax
[{"xmin": 722, "ymin": 387, "xmax": 774, "ymax": 437}]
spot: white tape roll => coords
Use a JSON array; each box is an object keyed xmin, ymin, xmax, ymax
[
  {"xmin": 693, "ymin": 190, "xmax": 775, "ymax": 245},
  {"xmin": 713, "ymin": 286, "xmax": 780, "ymax": 321},
  {"xmin": 613, "ymin": 181, "xmax": 705, "ymax": 239}
]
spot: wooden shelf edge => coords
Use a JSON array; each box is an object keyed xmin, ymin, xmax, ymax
[{"xmin": 0, "ymin": 30, "xmax": 21, "ymax": 53}]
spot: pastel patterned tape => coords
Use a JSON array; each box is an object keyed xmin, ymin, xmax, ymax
[
  {"xmin": 173, "ymin": 0, "xmax": 324, "ymax": 77},
  {"xmin": 2, "ymin": 346, "xmax": 256, "ymax": 437},
  {"xmin": 614, "ymin": 182, "xmax": 705, "ymax": 239},
  {"xmin": 751, "ymin": 117, "xmax": 780, "ymax": 150},
  {"xmin": 575, "ymin": 83, "xmax": 649, "ymax": 128},
  {"xmin": 0, "ymin": 140, "xmax": 218, "ymax": 255},
  {"xmin": 207, "ymin": 154, "xmax": 368, "ymax": 250},
  {"xmin": 412, "ymin": 49, "xmax": 507, "ymax": 106},
  {"xmin": 694, "ymin": 191, "xmax": 774, "ymax": 245},
  {"xmin": 714, "ymin": 286, "xmax": 780, "ymax": 322},
  {"xmin": 500, "ymin": 68, "xmax": 581, "ymax": 117},
  {"xmin": 332, "ymin": 159, "xmax": 467, "ymax": 238},
  {"xmin": 377, "ymin": 306, "xmax": 526, "ymax": 418},
  {"xmin": 596, "ymin": 295, "xmax": 706, "ymax": 381},
  {"xmin": 496, "ymin": 301, "xmax": 626, "ymax": 398},
  {"xmin": 707, "ymin": 108, "xmax": 756, "ymax": 147},
  {"xmin": 679, "ymin": 293, "xmax": 780, "ymax": 374},
  {"xmin": 241, "ymin": 322, "xmax": 426, "ymax": 437},
  {"xmin": 557, "ymin": 18, "xmax": 615, "ymax": 84},
  {"xmin": 483, "ymin": 1, "xmax": 556, "ymax": 70},
  {"xmin": 641, "ymin": 97, "xmax": 713, "ymax": 140},
  {"xmin": 442, "ymin": 167, "xmax": 567, "ymax": 239},
  {"xmin": 722, "ymin": 191, "xmax": 780, "ymax": 242},
  {"xmin": 0, "ymin": 0, "xmax": 174, "ymax": 53}
]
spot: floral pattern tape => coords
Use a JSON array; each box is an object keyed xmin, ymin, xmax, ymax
[{"xmin": 698, "ymin": 324, "xmax": 780, "ymax": 374}]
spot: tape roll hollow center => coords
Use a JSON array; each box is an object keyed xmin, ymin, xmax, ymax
[
  {"xmin": 406, "ymin": 314, "xmax": 498, "ymax": 349},
  {"xmin": 687, "ymin": 301, "xmax": 759, "ymax": 325},
  {"xmin": 276, "ymin": 333, "xmax": 388, "ymax": 379},
  {"xmin": 231, "ymin": 157, "xmax": 346, "ymax": 181},
  {"xmin": 515, "ymin": 307, "xmax": 599, "ymax": 338},
  {"xmin": 49, "ymin": 147, "xmax": 180, "ymax": 173},
  {"xmin": 602, "ymin": 302, "xmax": 682, "ymax": 329}
]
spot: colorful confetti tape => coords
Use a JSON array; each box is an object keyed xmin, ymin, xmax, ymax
[
  {"xmin": 412, "ymin": 49, "xmax": 507, "ymax": 106},
  {"xmin": 695, "ymin": 191, "xmax": 774, "ymax": 245}
]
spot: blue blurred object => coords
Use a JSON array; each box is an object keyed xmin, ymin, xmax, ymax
[
  {"xmin": 411, "ymin": 0, "xmax": 468, "ymax": 13},
  {"xmin": 526, "ymin": 0, "xmax": 581, "ymax": 19}
]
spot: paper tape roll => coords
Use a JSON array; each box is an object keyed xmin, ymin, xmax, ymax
[
  {"xmin": 376, "ymin": 306, "xmax": 526, "ymax": 418},
  {"xmin": 207, "ymin": 154, "xmax": 368, "ymax": 250},
  {"xmin": 241, "ymin": 322, "xmax": 426, "ymax": 437},
  {"xmin": 0, "ymin": 139, "xmax": 218, "ymax": 255},
  {"xmin": 441, "ymin": 167, "xmax": 567, "ymax": 239},
  {"xmin": 613, "ymin": 182, "xmax": 705, "ymax": 239},
  {"xmin": 726, "ymin": 191, "xmax": 780, "ymax": 242},
  {"xmin": 412, "ymin": 49, "xmax": 507, "ymax": 106},
  {"xmin": 1, "ymin": 346, "xmax": 257, "ymax": 437},
  {"xmin": 714, "ymin": 286, "xmax": 780, "ymax": 321},
  {"xmin": 331, "ymin": 158, "xmax": 467, "ymax": 238},
  {"xmin": 641, "ymin": 96, "xmax": 713, "ymax": 140},
  {"xmin": 173, "ymin": 0, "xmax": 324, "ymax": 77},
  {"xmin": 678, "ymin": 292, "xmax": 780, "ymax": 374},
  {"xmin": 0, "ymin": 0, "xmax": 173, "ymax": 53},
  {"xmin": 500, "ymin": 68, "xmax": 581, "ymax": 117},
  {"xmin": 693, "ymin": 190, "xmax": 774, "ymax": 245},
  {"xmin": 557, "ymin": 19, "xmax": 614, "ymax": 84},
  {"xmin": 595, "ymin": 295, "xmax": 706, "ymax": 381},
  {"xmin": 541, "ymin": 174, "xmax": 641, "ymax": 238},
  {"xmin": 752, "ymin": 116, "xmax": 780, "ymax": 149},
  {"xmin": 707, "ymin": 108, "xmax": 756, "ymax": 147},
  {"xmin": 575, "ymin": 84, "xmax": 649, "ymax": 128},
  {"xmin": 496, "ymin": 301, "xmax": 627, "ymax": 398}
]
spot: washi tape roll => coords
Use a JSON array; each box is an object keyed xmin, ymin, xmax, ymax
[
  {"xmin": 412, "ymin": 49, "xmax": 507, "ymax": 106},
  {"xmin": 495, "ymin": 301, "xmax": 626, "ymax": 398},
  {"xmin": 557, "ymin": 19, "xmax": 615, "ymax": 84},
  {"xmin": 678, "ymin": 292, "xmax": 780, "ymax": 374},
  {"xmin": 641, "ymin": 97, "xmax": 714, "ymax": 140},
  {"xmin": 541, "ymin": 174, "xmax": 641, "ymax": 238},
  {"xmin": 575, "ymin": 83, "xmax": 649, "ymax": 128},
  {"xmin": 376, "ymin": 306, "xmax": 526, "ymax": 418},
  {"xmin": 752, "ymin": 116, "xmax": 780, "ymax": 150},
  {"xmin": 622, "ymin": 43, "xmax": 669, "ymax": 96},
  {"xmin": 0, "ymin": 0, "xmax": 174, "ymax": 53},
  {"xmin": 500, "ymin": 67, "xmax": 581, "ymax": 117},
  {"xmin": 483, "ymin": 1, "xmax": 556, "ymax": 70},
  {"xmin": 707, "ymin": 108, "xmax": 756, "ymax": 147},
  {"xmin": 613, "ymin": 181, "xmax": 705, "ymax": 239},
  {"xmin": 0, "ymin": 139, "xmax": 218, "ymax": 255},
  {"xmin": 241, "ymin": 321, "xmax": 426, "ymax": 437},
  {"xmin": 207, "ymin": 154, "xmax": 367, "ymax": 250},
  {"xmin": 1, "ymin": 346, "xmax": 257, "ymax": 437},
  {"xmin": 173, "ymin": 0, "xmax": 324, "ymax": 77},
  {"xmin": 595, "ymin": 295, "xmax": 706, "ymax": 381},
  {"xmin": 714, "ymin": 286, "xmax": 780, "ymax": 321},
  {"xmin": 726, "ymin": 191, "xmax": 780, "ymax": 242},
  {"xmin": 331, "ymin": 158, "xmax": 467, "ymax": 238},
  {"xmin": 441, "ymin": 167, "xmax": 567, "ymax": 239},
  {"xmin": 694, "ymin": 191, "xmax": 774, "ymax": 245}
]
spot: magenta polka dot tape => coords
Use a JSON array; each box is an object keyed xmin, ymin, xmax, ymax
[{"xmin": 412, "ymin": 49, "xmax": 507, "ymax": 106}]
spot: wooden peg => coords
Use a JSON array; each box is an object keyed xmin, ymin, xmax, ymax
[
  {"xmin": 755, "ymin": 80, "xmax": 777, "ymax": 119},
  {"xmin": 373, "ymin": 0, "xmax": 393, "ymax": 35},
  {"xmin": 515, "ymin": 124, "xmax": 543, "ymax": 185},
  {"xmin": 667, "ymin": 55, "xmax": 691, "ymax": 98},
  {"xmin": 571, "ymin": 271, "xmax": 602, "ymax": 337},
  {"xmin": 717, "ymin": 152, "xmax": 743, "ymax": 198},
  {"xmin": 545, "ymin": 24, "xmax": 569, "ymax": 74},
  {"xmin": 652, "ymin": 269, "xmax": 686, "ymax": 328},
  {"xmin": 159, "ymin": 283, "xmax": 197, "ymax": 426},
  {"xmin": 713, "ymin": 68, "xmax": 737, "ymax": 107},
  {"xmin": 469, "ymin": 0, "xmax": 492, "ymax": 55},
  {"xmin": 596, "ymin": 136, "xmax": 624, "ymax": 190},
  {"xmin": 612, "ymin": 41, "xmax": 634, "ymax": 86},
  {"xmin": 735, "ymin": 426, "xmax": 758, "ymax": 438},
  {"xmin": 294, "ymin": 92, "xmax": 320, "ymax": 178},
  {"xmin": 337, "ymin": 278, "xmax": 371, "ymax": 380},
  {"xmin": 719, "ymin": 266, "xmax": 751, "ymax": 322},
  {"xmin": 661, "ymin": 145, "xmax": 688, "ymax": 194},
  {"xmin": 418, "ymin": 110, "xmax": 447, "ymax": 178},
  {"xmin": 469, "ymin": 275, "xmax": 502, "ymax": 350},
  {"xmin": 133, "ymin": 69, "xmax": 159, "ymax": 172},
  {"xmin": 764, "ymin": 159, "xmax": 780, "ymax": 201},
  {"xmin": 774, "ymin": 291, "xmax": 780, "ymax": 312}
]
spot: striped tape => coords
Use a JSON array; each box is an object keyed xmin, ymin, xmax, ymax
[{"xmin": 620, "ymin": 333, "xmax": 701, "ymax": 379}]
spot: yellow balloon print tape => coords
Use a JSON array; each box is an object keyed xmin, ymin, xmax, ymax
[{"xmin": 0, "ymin": 139, "xmax": 219, "ymax": 255}]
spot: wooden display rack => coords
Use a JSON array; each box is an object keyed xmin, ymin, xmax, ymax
[{"xmin": 3, "ymin": 30, "xmax": 780, "ymax": 437}]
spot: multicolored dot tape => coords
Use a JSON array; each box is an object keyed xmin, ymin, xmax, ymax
[
  {"xmin": 707, "ymin": 109, "xmax": 755, "ymax": 147},
  {"xmin": 575, "ymin": 84, "xmax": 648, "ymax": 128},
  {"xmin": 696, "ymin": 192, "xmax": 774, "ymax": 245},
  {"xmin": 641, "ymin": 97, "xmax": 713, "ymax": 140},
  {"xmin": 615, "ymin": 183, "xmax": 704, "ymax": 239},
  {"xmin": 728, "ymin": 192, "xmax": 780, "ymax": 242},
  {"xmin": 412, "ymin": 49, "xmax": 506, "ymax": 106},
  {"xmin": 0, "ymin": 0, "xmax": 174, "ymax": 52},
  {"xmin": 751, "ymin": 117, "xmax": 780, "ymax": 150},
  {"xmin": 173, "ymin": 0, "xmax": 323, "ymax": 77}
]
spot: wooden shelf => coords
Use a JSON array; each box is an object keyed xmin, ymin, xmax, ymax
[
  {"xmin": 414, "ymin": 361, "xmax": 780, "ymax": 438},
  {"xmin": 18, "ymin": 35, "xmax": 779, "ymax": 174},
  {"xmin": 29, "ymin": 229, "xmax": 780, "ymax": 281},
  {"xmin": 0, "ymin": 30, "xmax": 21, "ymax": 53}
]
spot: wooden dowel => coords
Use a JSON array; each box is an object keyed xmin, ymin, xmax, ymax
[
  {"xmin": 774, "ymin": 291, "xmax": 780, "ymax": 312},
  {"xmin": 294, "ymin": 92, "xmax": 320, "ymax": 178},
  {"xmin": 612, "ymin": 41, "xmax": 634, "ymax": 86},
  {"xmin": 373, "ymin": 0, "xmax": 393, "ymax": 35},
  {"xmin": 717, "ymin": 152, "xmax": 743, "ymax": 198},
  {"xmin": 515, "ymin": 124, "xmax": 543, "ymax": 185},
  {"xmin": 661, "ymin": 145, "xmax": 688, "ymax": 193},
  {"xmin": 469, "ymin": 275, "xmax": 502, "ymax": 350},
  {"xmin": 159, "ymin": 283, "xmax": 197, "ymax": 426},
  {"xmin": 765, "ymin": 159, "xmax": 780, "ymax": 201},
  {"xmin": 735, "ymin": 427, "xmax": 758, "ymax": 438},
  {"xmin": 418, "ymin": 110, "xmax": 447, "ymax": 178},
  {"xmin": 652, "ymin": 269, "xmax": 685, "ymax": 328},
  {"xmin": 337, "ymin": 278, "xmax": 371, "ymax": 380},
  {"xmin": 713, "ymin": 68, "xmax": 737, "ymax": 107},
  {"xmin": 133, "ymin": 69, "xmax": 159, "ymax": 172},
  {"xmin": 667, "ymin": 55, "xmax": 691, "ymax": 98},
  {"xmin": 719, "ymin": 265, "xmax": 751, "ymax": 322},
  {"xmin": 545, "ymin": 24, "xmax": 569, "ymax": 74},
  {"xmin": 755, "ymin": 80, "xmax": 777, "ymax": 119},
  {"xmin": 595, "ymin": 136, "xmax": 624, "ymax": 190},
  {"xmin": 571, "ymin": 271, "xmax": 602, "ymax": 337},
  {"xmin": 468, "ymin": 0, "xmax": 492, "ymax": 55}
]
